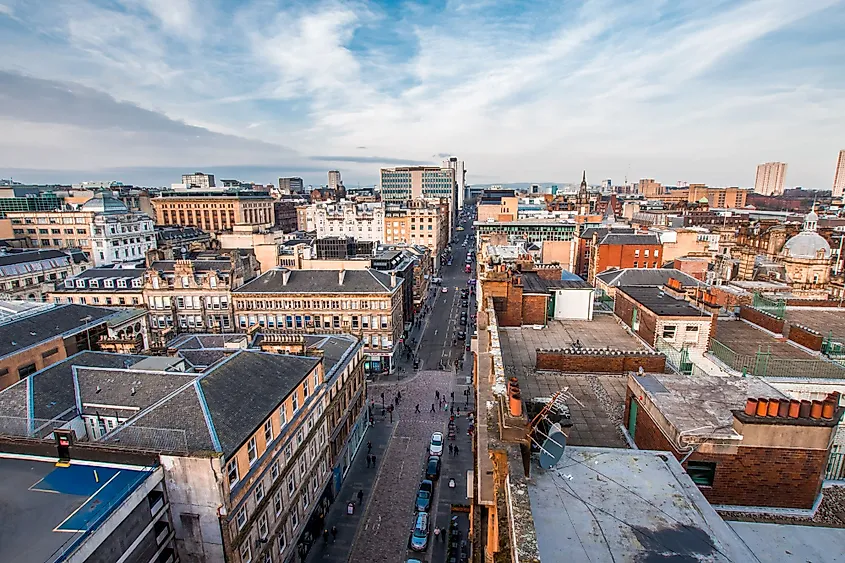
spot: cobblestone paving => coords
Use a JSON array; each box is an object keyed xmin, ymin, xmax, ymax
[{"xmin": 349, "ymin": 369, "xmax": 456, "ymax": 563}]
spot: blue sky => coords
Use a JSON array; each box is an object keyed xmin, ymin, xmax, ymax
[{"xmin": 1, "ymin": 0, "xmax": 844, "ymax": 189}]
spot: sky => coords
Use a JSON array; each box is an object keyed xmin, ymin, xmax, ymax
[{"xmin": 1, "ymin": 0, "xmax": 844, "ymax": 189}]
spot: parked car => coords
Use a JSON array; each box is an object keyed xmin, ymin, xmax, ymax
[
  {"xmin": 415, "ymin": 480, "xmax": 434, "ymax": 512},
  {"xmin": 429, "ymin": 432, "xmax": 444, "ymax": 456},
  {"xmin": 409, "ymin": 511, "xmax": 430, "ymax": 551},
  {"xmin": 425, "ymin": 456, "xmax": 441, "ymax": 481},
  {"xmin": 442, "ymin": 287, "xmax": 448, "ymax": 293},
  {"xmin": 459, "ymin": 317, "xmax": 467, "ymax": 326},
  {"xmin": 461, "ymin": 300, "xmax": 469, "ymax": 308},
  {"xmin": 456, "ymin": 330, "xmax": 466, "ymax": 340}
]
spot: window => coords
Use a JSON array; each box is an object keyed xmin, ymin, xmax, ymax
[
  {"xmin": 296, "ymin": 430, "xmax": 303, "ymax": 447},
  {"xmin": 285, "ymin": 444, "xmax": 292, "ymax": 463},
  {"xmin": 686, "ymin": 325, "xmax": 699, "ymax": 333},
  {"xmin": 662, "ymin": 325, "xmax": 677, "ymax": 340},
  {"xmin": 18, "ymin": 363, "xmax": 37, "ymax": 378},
  {"xmin": 292, "ymin": 394, "xmax": 298, "ymax": 412},
  {"xmin": 634, "ymin": 249, "xmax": 640, "ymax": 257},
  {"xmin": 301, "ymin": 489, "xmax": 309, "ymax": 510},
  {"xmin": 258, "ymin": 512, "xmax": 269, "ymax": 538},
  {"xmin": 273, "ymin": 490, "xmax": 283, "ymax": 515},
  {"xmin": 227, "ymin": 460, "xmax": 239, "ymax": 485},
  {"xmin": 278, "ymin": 528, "xmax": 286, "ymax": 551},
  {"xmin": 255, "ymin": 481, "xmax": 265, "ymax": 503},
  {"xmin": 271, "ymin": 461, "xmax": 280, "ymax": 482},
  {"xmin": 264, "ymin": 419, "xmax": 273, "ymax": 444},
  {"xmin": 632, "ymin": 261, "xmax": 638, "ymax": 268},
  {"xmin": 280, "ymin": 404, "xmax": 287, "ymax": 426},
  {"xmin": 41, "ymin": 347, "xmax": 59, "ymax": 359},
  {"xmin": 236, "ymin": 506, "xmax": 248, "ymax": 530},
  {"xmin": 248, "ymin": 437, "xmax": 258, "ymax": 465},
  {"xmin": 288, "ymin": 475, "xmax": 295, "ymax": 495},
  {"xmin": 313, "ymin": 372, "xmax": 319, "ymax": 390},
  {"xmin": 303, "ymin": 380, "xmax": 309, "ymax": 399},
  {"xmin": 654, "ymin": 249, "xmax": 659, "ymax": 258},
  {"xmin": 686, "ymin": 461, "xmax": 716, "ymax": 486},
  {"xmin": 240, "ymin": 541, "xmax": 251, "ymax": 563}
]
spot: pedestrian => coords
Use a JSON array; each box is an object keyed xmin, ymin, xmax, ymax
[
  {"xmin": 394, "ymin": 396, "xmax": 399, "ymax": 406},
  {"xmin": 434, "ymin": 527, "xmax": 441, "ymax": 541},
  {"xmin": 323, "ymin": 528, "xmax": 329, "ymax": 543},
  {"xmin": 357, "ymin": 489, "xmax": 363, "ymax": 503},
  {"xmin": 454, "ymin": 445, "xmax": 460, "ymax": 456},
  {"xmin": 367, "ymin": 441, "xmax": 372, "ymax": 453},
  {"xmin": 457, "ymin": 406, "xmax": 461, "ymax": 417},
  {"xmin": 371, "ymin": 454, "xmax": 377, "ymax": 466},
  {"xmin": 431, "ymin": 403, "xmax": 436, "ymax": 413},
  {"xmin": 451, "ymin": 391, "xmax": 454, "ymax": 400},
  {"xmin": 436, "ymin": 390, "xmax": 440, "ymax": 400},
  {"xmin": 415, "ymin": 404, "xmax": 421, "ymax": 413},
  {"xmin": 450, "ymin": 405, "xmax": 454, "ymax": 415},
  {"xmin": 331, "ymin": 526, "xmax": 338, "ymax": 542},
  {"xmin": 449, "ymin": 443, "xmax": 453, "ymax": 455},
  {"xmin": 398, "ymin": 390, "xmax": 402, "ymax": 401},
  {"xmin": 366, "ymin": 455, "xmax": 370, "ymax": 468},
  {"xmin": 444, "ymin": 402, "xmax": 448, "ymax": 412}
]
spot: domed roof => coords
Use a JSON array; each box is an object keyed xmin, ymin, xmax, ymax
[
  {"xmin": 782, "ymin": 231, "xmax": 831, "ymax": 260},
  {"xmin": 698, "ymin": 197, "xmax": 709, "ymax": 204},
  {"xmin": 81, "ymin": 191, "xmax": 128, "ymax": 214}
]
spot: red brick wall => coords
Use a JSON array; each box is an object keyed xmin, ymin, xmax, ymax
[
  {"xmin": 535, "ymin": 266, "xmax": 563, "ymax": 280},
  {"xmin": 537, "ymin": 350, "xmax": 666, "ymax": 373},
  {"xmin": 711, "ymin": 287, "xmax": 751, "ymax": 309},
  {"xmin": 674, "ymin": 258, "xmax": 708, "ymax": 281},
  {"xmin": 785, "ymin": 299, "xmax": 843, "ymax": 307},
  {"xmin": 626, "ymin": 392, "xmax": 827, "ymax": 509},
  {"xmin": 596, "ymin": 243, "xmax": 663, "ymax": 274},
  {"xmin": 522, "ymin": 295, "xmax": 547, "ymax": 325},
  {"xmin": 497, "ymin": 282, "xmax": 523, "ymax": 327},
  {"xmin": 739, "ymin": 305, "xmax": 785, "ymax": 334},
  {"xmin": 614, "ymin": 291, "xmax": 658, "ymax": 345},
  {"xmin": 787, "ymin": 324, "xmax": 823, "ymax": 351}
]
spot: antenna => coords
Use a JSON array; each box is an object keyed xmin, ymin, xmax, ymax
[{"xmin": 527, "ymin": 390, "xmax": 573, "ymax": 468}]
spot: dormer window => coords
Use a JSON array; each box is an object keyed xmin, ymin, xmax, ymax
[
  {"xmin": 132, "ymin": 278, "xmax": 142, "ymax": 288},
  {"xmin": 64, "ymin": 279, "xmax": 73, "ymax": 288},
  {"xmin": 89, "ymin": 279, "xmax": 99, "ymax": 288},
  {"xmin": 117, "ymin": 279, "xmax": 127, "ymax": 288},
  {"xmin": 75, "ymin": 279, "xmax": 85, "ymax": 288},
  {"xmin": 104, "ymin": 279, "xmax": 114, "ymax": 288},
  {"xmin": 181, "ymin": 276, "xmax": 190, "ymax": 288}
]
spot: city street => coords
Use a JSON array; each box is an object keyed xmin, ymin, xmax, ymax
[{"xmin": 314, "ymin": 215, "xmax": 477, "ymax": 563}]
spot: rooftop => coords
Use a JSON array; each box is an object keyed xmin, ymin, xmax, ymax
[
  {"xmin": 618, "ymin": 286, "xmax": 708, "ymax": 317},
  {"xmin": 0, "ymin": 304, "xmax": 118, "ymax": 359},
  {"xmin": 528, "ymin": 447, "xmax": 756, "ymax": 563},
  {"xmin": 599, "ymin": 232, "xmax": 661, "ymax": 246},
  {"xmin": 714, "ymin": 320, "xmax": 814, "ymax": 360},
  {"xmin": 0, "ymin": 249, "xmax": 70, "ymax": 267},
  {"xmin": 0, "ymin": 456, "xmax": 153, "ymax": 563},
  {"xmin": 785, "ymin": 307, "xmax": 845, "ymax": 342},
  {"xmin": 727, "ymin": 521, "xmax": 845, "ymax": 563},
  {"xmin": 595, "ymin": 268, "xmax": 702, "ymax": 288},
  {"xmin": 521, "ymin": 271, "xmax": 589, "ymax": 293},
  {"xmin": 234, "ymin": 268, "xmax": 400, "ymax": 294},
  {"xmin": 629, "ymin": 372, "xmax": 788, "ymax": 440},
  {"xmin": 498, "ymin": 317, "xmax": 646, "ymax": 447}
]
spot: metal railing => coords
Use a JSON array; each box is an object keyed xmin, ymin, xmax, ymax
[
  {"xmin": 709, "ymin": 338, "xmax": 845, "ymax": 378},
  {"xmin": 0, "ymin": 415, "xmax": 70, "ymax": 439},
  {"xmin": 752, "ymin": 292, "xmax": 785, "ymax": 319},
  {"xmin": 98, "ymin": 425, "xmax": 189, "ymax": 454},
  {"xmin": 826, "ymin": 451, "xmax": 845, "ymax": 481},
  {"xmin": 656, "ymin": 338, "xmax": 709, "ymax": 378}
]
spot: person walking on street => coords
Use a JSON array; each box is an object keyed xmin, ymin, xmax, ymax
[
  {"xmin": 331, "ymin": 526, "xmax": 338, "ymax": 542},
  {"xmin": 398, "ymin": 390, "xmax": 402, "ymax": 401},
  {"xmin": 436, "ymin": 390, "xmax": 440, "ymax": 400},
  {"xmin": 366, "ymin": 455, "xmax": 370, "ymax": 468},
  {"xmin": 450, "ymin": 405, "xmax": 454, "ymax": 415},
  {"xmin": 451, "ymin": 391, "xmax": 454, "ymax": 400},
  {"xmin": 323, "ymin": 529, "xmax": 329, "ymax": 543},
  {"xmin": 371, "ymin": 454, "xmax": 377, "ymax": 466},
  {"xmin": 357, "ymin": 489, "xmax": 363, "ymax": 504},
  {"xmin": 431, "ymin": 403, "xmax": 436, "ymax": 413},
  {"xmin": 448, "ymin": 443, "xmax": 453, "ymax": 455},
  {"xmin": 454, "ymin": 445, "xmax": 460, "ymax": 456},
  {"xmin": 415, "ymin": 404, "xmax": 421, "ymax": 413}
]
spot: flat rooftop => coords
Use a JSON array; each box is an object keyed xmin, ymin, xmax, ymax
[
  {"xmin": 715, "ymin": 320, "xmax": 814, "ymax": 360},
  {"xmin": 0, "ymin": 456, "xmax": 153, "ymax": 562},
  {"xmin": 499, "ymin": 317, "xmax": 644, "ymax": 448},
  {"xmin": 619, "ymin": 285, "xmax": 707, "ymax": 317},
  {"xmin": 528, "ymin": 447, "xmax": 756, "ymax": 563},
  {"xmin": 630, "ymin": 372, "xmax": 788, "ymax": 439},
  {"xmin": 786, "ymin": 307, "xmax": 845, "ymax": 342},
  {"xmin": 728, "ymin": 521, "xmax": 845, "ymax": 563}
]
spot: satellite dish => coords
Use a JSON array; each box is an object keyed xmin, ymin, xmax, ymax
[{"xmin": 539, "ymin": 422, "xmax": 567, "ymax": 469}]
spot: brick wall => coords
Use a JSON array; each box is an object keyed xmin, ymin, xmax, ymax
[
  {"xmin": 536, "ymin": 349, "xmax": 666, "ymax": 373},
  {"xmin": 522, "ymin": 295, "xmax": 547, "ymax": 325},
  {"xmin": 626, "ymin": 391, "xmax": 827, "ymax": 509},
  {"xmin": 787, "ymin": 324, "xmax": 823, "ymax": 351},
  {"xmin": 784, "ymin": 299, "xmax": 843, "ymax": 307},
  {"xmin": 614, "ymin": 291, "xmax": 658, "ymax": 346},
  {"xmin": 739, "ymin": 305, "xmax": 785, "ymax": 334}
]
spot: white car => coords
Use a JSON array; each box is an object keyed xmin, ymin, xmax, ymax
[
  {"xmin": 429, "ymin": 432, "xmax": 444, "ymax": 456},
  {"xmin": 441, "ymin": 287, "xmax": 448, "ymax": 293}
]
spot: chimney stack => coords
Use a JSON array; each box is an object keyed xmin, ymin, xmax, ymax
[
  {"xmin": 338, "ymin": 269, "xmax": 346, "ymax": 285},
  {"xmin": 390, "ymin": 272, "xmax": 397, "ymax": 288},
  {"xmin": 282, "ymin": 269, "xmax": 291, "ymax": 286}
]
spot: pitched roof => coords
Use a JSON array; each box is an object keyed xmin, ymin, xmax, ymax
[
  {"xmin": 150, "ymin": 260, "xmax": 231, "ymax": 272},
  {"xmin": 200, "ymin": 351, "xmax": 320, "ymax": 457},
  {"xmin": 0, "ymin": 304, "xmax": 117, "ymax": 359},
  {"xmin": 598, "ymin": 233, "xmax": 661, "ymax": 246},
  {"xmin": 75, "ymin": 367, "xmax": 197, "ymax": 415},
  {"xmin": 595, "ymin": 268, "xmax": 701, "ymax": 288},
  {"xmin": 178, "ymin": 348, "xmax": 232, "ymax": 369},
  {"xmin": 234, "ymin": 268, "xmax": 400, "ymax": 294},
  {"xmin": 0, "ymin": 249, "xmax": 69, "ymax": 267}
]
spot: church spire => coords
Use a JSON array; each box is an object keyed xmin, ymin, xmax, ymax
[{"xmin": 581, "ymin": 170, "xmax": 587, "ymax": 189}]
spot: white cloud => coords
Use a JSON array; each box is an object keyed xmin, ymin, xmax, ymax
[{"xmin": 0, "ymin": 0, "xmax": 844, "ymax": 187}]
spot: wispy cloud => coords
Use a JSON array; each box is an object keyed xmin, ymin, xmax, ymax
[{"xmin": 1, "ymin": 0, "xmax": 844, "ymax": 187}]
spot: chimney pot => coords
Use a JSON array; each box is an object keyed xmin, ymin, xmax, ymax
[
  {"xmin": 767, "ymin": 398, "xmax": 780, "ymax": 417},
  {"xmin": 788, "ymin": 400, "xmax": 800, "ymax": 418},
  {"xmin": 755, "ymin": 398, "xmax": 769, "ymax": 417},
  {"xmin": 799, "ymin": 400, "xmax": 812, "ymax": 418},
  {"xmin": 810, "ymin": 400, "xmax": 824, "ymax": 419},
  {"xmin": 744, "ymin": 398, "xmax": 758, "ymax": 416}
]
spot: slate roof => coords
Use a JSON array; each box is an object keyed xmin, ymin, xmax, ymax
[
  {"xmin": 73, "ymin": 268, "xmax": 145, "ymax": 279},
  {"xmin": 234, "ymin": 268, "xmax": 400, "ymax": 294},
  {"xmin": 598, "ymin": 233, "xmax": 661, "ymax": 246},
  {"xmin": 178, "ymin": 348, "xmax": 232, "ymax": 369},
  {"xmin": 0, "ymin": 304, "xmax": 117, "ymax": 359},
  {"xmin": 0, "ymin": 249, "xmax": 69, "ymax": 267},
  {"xmin": 75, "ymin": 367, "xmax": 197, "ymax": 415},
  {"xmin": 305, "ymin": 335, "xmax": 358, "ymax": 373},
  {"xmin": 168, "ymin": 334, "xmax": 249, "ymax": 350},
  {"xmin": 150, "ymin": 260, "xmax": 231, "ymax": 272},
  {"xmin": 579, "ymin": 226, "xmax": 634, "ymax": 240},
  {"xmin": 521, "ymin": 271, "xmax": 589, "ymax": 294},
  {"xmin": 617, "ymin": 286, "xmax": 706, "ymax": 317},
  {"xmin": 200, "ymin": 351, "xmax": 320, "ymax": 457},
  {"xmin": 595, "ymin": 268, "xmax": 701, "ymax": 288}
]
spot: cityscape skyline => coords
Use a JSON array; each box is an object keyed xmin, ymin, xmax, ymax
[{"xmin": 1, "ymin": 1, "xmax": 845, "ymax": 188}]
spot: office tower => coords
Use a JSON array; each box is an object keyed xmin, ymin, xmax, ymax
[
  {"xmin": 328, "ymin": 170, "xmax": 342, "ymax": 190},
  {"xmin": 833, "ymin": 150, "xmax": 845, "ymax": 198},
  {"xmin": 278, "ymin": 177, "xmax": 304, "ymax": 194},
  {"xmin": 181, "ymin": 172, "xmax": 215, "ymax": 189}
]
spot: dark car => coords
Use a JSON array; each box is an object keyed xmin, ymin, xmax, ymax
[
  {"xmin": 460, "ymin": 289, "xmax": 469, "ymax": 298},
  {"xmin": 425, "ymin": 456, "xmax": 441, "ymax": 480},
  {"xmin": 456, "ymin": 331, "xmax": 466, "ymax": 340},
  {"xmin": 415, "ymin": 480, "xmax": 434, "ymax": 512},
  {"xmin": 459, "ymin": 317, "xmax": 467, "ymax": 326},
  {"xmin": 461, "ymin": 300, "xmax": 469, "ymax": 308}
]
